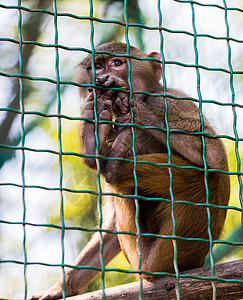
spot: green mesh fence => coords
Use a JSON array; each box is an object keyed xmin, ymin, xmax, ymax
[{"xmin": 0, "ymin": 1, "xmax": 243, "ymax": 299}]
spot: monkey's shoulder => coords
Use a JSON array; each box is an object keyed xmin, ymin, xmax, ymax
[
  {"xmin": 165, "ymin": 87, "xmax": 188, "ymax": 99},
  {"xmin": 161, "ymin": 87, "xmax": 199, "ymax": 117}
]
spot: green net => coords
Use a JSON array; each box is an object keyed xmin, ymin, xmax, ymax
[{"xmin": 0, "ymin": 1, "xmax": 243, "ymax": 299}]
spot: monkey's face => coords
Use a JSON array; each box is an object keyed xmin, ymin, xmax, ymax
[
  {"xmin": 84, "ymin": 55, "xmax": 129, "ymax": 96},
  {"xmin": 74, "ymin": 42, "xmax": 162, "ymax": 100},
  {"xmin": 90, "ymin": 56, "xmax": 128, "ymax": 80}
]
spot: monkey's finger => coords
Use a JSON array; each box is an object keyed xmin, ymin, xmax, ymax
[
  {"xmin": 103, "ymin": 76, "xmax": 116, "ymax": 87},
  {"xmin": 83, "ymin": 127, "xmax": 96, "ymax": 168},
  {"xmin": 117, "ymin": 92, "xmax": 129, "ymax": 110},
  {"xmin": 98, "ymin": 123, "xmax": 110, "ymax": 149},
  {"xmin": 104, "ymin": 89, "xmax": 113, "ymax": 98},
  {"xmin": 99, "ymin": 110, "xmax": 111, "ymax": 120},
  {"xmin": 117, "ymin": 91, "xmax": 128, "ymax": 101},
  {"xmin": 103, "ymin": 75, "xmax": 116, "ymax": 87},
  {"xmin": 104, "ymin": 99, "xmax": 112, "ymax": 112},
  {"xmin": 115, "ymin": 113, "xmax": 131, "ymax": 124},
  {"xmin": 112, "ymin": 98, "xmax": 120, "ymax": 115},
  {"xmin": 93, "ymin": 88, "xmax": 102, "ymax": 99},
  {"xmin": 129, "ymin": 99, "xmax": 136, "ymax": 107},
  {"xmin": 121, "ymin": 97, "xmax": 129, "ymax": 108},
  {"xmin": 114, "ymin": 97, "xmax": 123, "ymax": 112},
  {"xmin": 105, "ymin": 130, "xmax": 131, "ymax": 184},
  {"xmin": 114, "ymin": 97, "xmax": 128, "ymax": 116},
  {"xmin": 86, "ymin": 100, "xmax": 107, "ymax": 116},
  {"xmin": 99, "ymin": 89, "xmax": 113, "ymax": 102},
  {"xmin": 86, "ymin": 92, "xmax": 94, "ymax": 102},
  {"xmin": 83, "ymin": 110, "xmax": 94, "ymax": 119},
  {"xmin": 84, "ymin": 101, "xmax": 94, "ymax": 111},
  {"xmin": 132, "ymin": 107, "xmax": 138, "ymax": 115},
  {"xmin": 96, "ymin": 74, "xmax": 109, "ymax": 84},
  {"xmin": 97, "ymin": 102, "xmax": 106, "ymax": 115}
]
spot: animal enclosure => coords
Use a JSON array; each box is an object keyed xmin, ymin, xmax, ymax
[{"xmin": 0, "ymin": 0, "xmax": 243, "ymax": 299}]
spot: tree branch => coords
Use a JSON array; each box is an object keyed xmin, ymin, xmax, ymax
[
  {"xmin": 0, "ymin": 0, "xmax": 51, "ymax": 167},
  {"xmin": 66, "ymin": 259, "xmax": 243, "ymax": 299}
]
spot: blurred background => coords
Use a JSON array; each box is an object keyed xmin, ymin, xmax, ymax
[{"xmin": 0, "ymin": 0, "xmax": 243, "ymax": 298}]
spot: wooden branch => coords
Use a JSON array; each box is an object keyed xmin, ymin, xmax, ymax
[{"xmin": 66, "ymin": 259, "xmax": 243, "ymax": 299}]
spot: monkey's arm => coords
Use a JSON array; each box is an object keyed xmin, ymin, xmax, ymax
[
  {"xmin": 81, "ymin": 90, "xmax": 114, "ymax": 169},
  {"xmin": 130, "ymin": 94, "xmax": 228, "ymax": 171},
  {"xmin": 81, "ymin": 74, "xmax": 130, "ymax": 170},
  {"xmin": 30, "ymin": 208, "xmax": 120, "ymax": 300},
  {"xmin": 104, "ymin": 92, "xmax": 227, "ymax": 184}
]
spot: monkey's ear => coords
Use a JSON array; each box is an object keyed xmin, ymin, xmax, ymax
[{"xmin": 148, "ymin": 52, "xmax": 162, "ymax": 81}]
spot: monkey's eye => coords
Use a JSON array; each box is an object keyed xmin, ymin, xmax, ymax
[
  {"xmin": 113, "ymin": 59, "xmax": 123, "ymax": 67},
  {"xmin": 94, "ymin": 62, "xmax": 103, "ymax": 69}
]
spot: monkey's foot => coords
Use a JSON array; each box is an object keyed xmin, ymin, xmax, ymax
[
  {"xmin": 105, "ymin": 114, "xmax": 132, "ymax": 184},
  {"xmin": 105, "ymin": 137, "xmax": 130, "ymax": 184},
  {"xmin": 30, "ymin": 286, "xmax": 62, "ymax": 300},
  {"xmin": 30, "ymin": 279, "xmax": 83, "ymax": 300},
  {"xmin": 104, "ymin": 99, "xmax": 138, "ymax": 183}
]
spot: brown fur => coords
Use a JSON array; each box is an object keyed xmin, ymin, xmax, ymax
[
  {"xmin": 114, "ymin": 153, "xmax": 229, "ymax": 275},
  {"xmin": 31, "ymin": 42, "xmax": 230, "ymax": 299}
]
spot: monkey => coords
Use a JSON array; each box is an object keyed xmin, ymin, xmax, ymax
[{"xmin": 31, "ymin": 42, "xmax": 230, "ymax": 299}]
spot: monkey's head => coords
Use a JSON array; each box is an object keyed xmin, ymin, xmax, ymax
[{"xmin": 74, "ymin": 42, "xmax": 162, "ymax": 99}]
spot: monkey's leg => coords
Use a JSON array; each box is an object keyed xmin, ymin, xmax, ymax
[
  {"xmin": 113, "ymin": 153, "xmax": 227, "ymax": 276},
  {"xmin": 114, "ymin": 194, "xmax": 140, "ymax": 271},
  {"xmin": 114, "ymin": 194, "xmax": 176, "ymax": 274},
  {"xmin": 30, "ymin": 201, "xmax": 120, "ymax": 300},
  {"xmin": 139, "ymin": 200, "xmax": 214, "ymax": 277},
  {"xmin": 105, "ymin": 125, "xmax": 132, "ymax": 183},
  {"xmin": 104, "ymin": 95, "xmax": 132, "ymax": 183}
]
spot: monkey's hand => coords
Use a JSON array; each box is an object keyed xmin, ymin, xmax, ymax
[
  {"xmin": 96, "ymin": 74, "xmax": 128, "ymax": 91},
  {"xmin": 112, "ymin": 92, "xmax": 129, "ymax": 116},
  {"xmin": 82, "ymin": 90, "xmax": 113, "ymax": 168},
  {"xmin": 96, "ymin": 74, "xmax": 130, "ymax": 117},
  {"xmin": 95, "ymin": 74, "xmax": 128, "ymax": 109}
]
